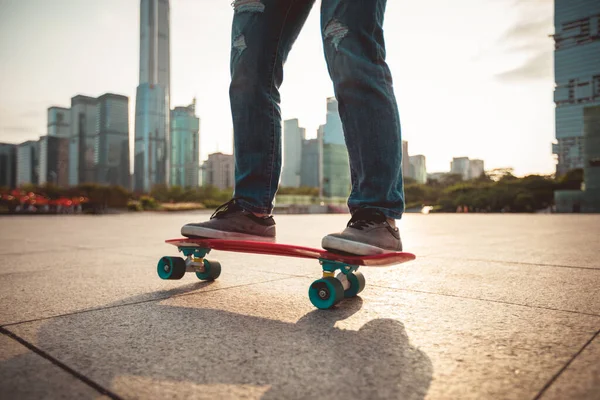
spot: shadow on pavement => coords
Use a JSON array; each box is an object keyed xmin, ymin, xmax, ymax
[{"xmin": 2, "ymin": 284, "xmax": 433, "ymax": 399}]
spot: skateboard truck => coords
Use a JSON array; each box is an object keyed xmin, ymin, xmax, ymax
[{"xmin": 311, "ymin": 259, "xmax": 365, "ymax": 308}]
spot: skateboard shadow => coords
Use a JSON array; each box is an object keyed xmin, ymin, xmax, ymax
[{"xmin": 2, "ymin": 287, "xmax": 433, "ymax": 399}]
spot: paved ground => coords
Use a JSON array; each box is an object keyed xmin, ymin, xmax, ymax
[{"xmin": 0, "ymin": 212, "xmax": 598, "ymax": 399}]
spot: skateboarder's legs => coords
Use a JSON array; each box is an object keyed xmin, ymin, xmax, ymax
[{"xmin": 182, "ymin": 0, "xmax": 404, "ymax": 254}]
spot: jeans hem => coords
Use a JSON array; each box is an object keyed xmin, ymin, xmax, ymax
[
  {"xmin": 349, "ymin": 205, "xmax": 403, "ymax": 220},
  {"xmin": 236, "ymin": 198, "xmax": 272, "ymax": 215}
]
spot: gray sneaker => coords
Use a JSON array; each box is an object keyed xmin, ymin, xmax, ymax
[
  {"xmin": 322, "ymin": 208, "xmax": 402, "ymax": 255},
  {"xmin": 181, "ymin": 199, "xmax": 276, "ymax": 242}
]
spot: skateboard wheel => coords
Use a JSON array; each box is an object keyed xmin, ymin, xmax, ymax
[
  {"xmin": 157, "ymin": 257, "xmax": 186, "ymax": 280},
  {"xmin": 308, "ymin": 277, "xmax": 344, "ymax": 309},
  {"xmin": 196, "ymin": 260, "xmax": 222, "ymax": 281},
  {"xmin": 339, "ymin": 271, "xmax": 366, "ymax": 298}
]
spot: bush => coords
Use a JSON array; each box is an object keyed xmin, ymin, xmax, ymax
[
  {"xmin": 127, "ymin": 200, "xmax": 143, "ymax": 212},
  {"xmin": 139, "ymin": 195, "xmax": 159, "ymax": 210}
]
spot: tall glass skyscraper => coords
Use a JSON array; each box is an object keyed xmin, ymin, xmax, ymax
[
  {"xmin": 552, "ymin": 0, "xmax": 600, "ymax": 175},
  {"xmin": 170, "ymin": 100, "xmax": 200, "ymax": 188},
  {"xmin": 134, "ymin": 0, "xmax": 171, "ymax": 192},
  {"xmin": 96, "ymin": 94, "xmax": 130, "ymax": 188},
  {"xmin": 69, "ymin": 95, "xmax": 98, "ymax": 186},
  {"xmin": 322, "ymin": 98, "xmax": 350, "ymax": 198},
  {"xmin": 281, "ymin": 119, "xmax": 305, "ymax": 188}
]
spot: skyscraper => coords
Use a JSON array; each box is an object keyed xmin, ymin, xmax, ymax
[
  {"xmin": 322, "ymin": 97, "xmax": 351, "ymax": 198},
  {"xmin": 450, "ymin": 157, "xmax": 470, "ymax": 180},
  {"xmin": 300, "ymin": 138, "xmax": 320, "ymax": 188},
  {"xmin": 0, "ymin": 143, "xmax": 17, "ymax": 188},
  {"xmin": 134, "ymin": 0, "xmax": 171, "ymax": 192},
  {"xmin": 202, "ymin": 152, "xmax": 234, "ymax": 190},
  {"xmin": 69, "ymin": 95, "xmax": 98, "ymax": 186},
  {"xmin": 39, "ymin": 136, "xmax": 69, "ymax": 187},
  {"xmin": 170, "ymin": 100, "xmax": 200, "ymax": 188},
  {"xmin": 47, "ymin": 107, "xmax": 71, "ymax": 138},
  {"xmin": 409, "ymin": 155, "xmax": 427, "ymax": 184},
  {"xmin": 552, "ymin": 1, "xmax": 600, "ymax": 175},
  {"xmin": 16, "ymin": 140, "xmax": 38, "ymax": 187},
  {"xmin": 281, "ymin": 119, "xmax": 305, "ymax": 188},
  {"xmin": 96, "ymin": 94, "xmax": 130, "ymax": 188}
]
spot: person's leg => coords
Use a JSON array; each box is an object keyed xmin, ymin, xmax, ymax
[
  {"xmin": 320, "ymin": 0, "xmax": 405, "ymax": 254},
  {"xmin": 182, "ymin": 0, "xmax": 316, "ymax": 240}
]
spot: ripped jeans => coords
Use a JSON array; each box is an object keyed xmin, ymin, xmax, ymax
[{"xmin": 230, "ymin": 0, "xmax": 405, "ymax": 219}]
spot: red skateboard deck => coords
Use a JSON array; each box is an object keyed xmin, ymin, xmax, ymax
[
  {"xmin": 165, "ymin": 238, "xmax": 415, "ymax": 267},
  {"xmin": 159, "ymin": 238, "xmax": 416, "ymax": 309}
]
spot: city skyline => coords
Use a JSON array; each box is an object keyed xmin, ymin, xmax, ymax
[{"xmin": 1, "ymin": 0, "xmax": 556, "ymax": 176}]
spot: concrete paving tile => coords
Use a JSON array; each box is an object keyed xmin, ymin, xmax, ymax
[
  {"xmin": 364, "ymin": 257, "xmax": 600, "ymax": 315},
  {"xmin": 540, "ymin": 334, "xmax": 600, "ymax": 400},
  {"xmin": 0, "ymin": 334, "xmax": 105, "ymax": 399},
  {"xmin": 8, "ymin": 278, "xmax": 600, "ymax": 400},
  {"xmin": 414, "ymin": 214, "xmax": 600, "ymax": 268},
  {"xmin": 0, "ymin": 246, "xmax": 291, "ymax": 325}
]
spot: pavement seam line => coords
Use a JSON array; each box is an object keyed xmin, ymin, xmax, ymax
[
  {"xmin": 532, "ymin": 328, "xmax": 600, "ymax": 400},
  {"xmin": 370, "ymin": 284, "xmax": 600, "ymax": 318},
  {"xmin": 0, "ymin": 327, "xmax": 124, "ymax": 400},
  {"xmin": 0, "ymin": 276, "xmax": 298, "ymax": 328}
]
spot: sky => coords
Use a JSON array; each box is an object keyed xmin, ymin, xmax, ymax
[{"xmin": 0, "ymin": 0, "xmax": 556, "ymax": 176}]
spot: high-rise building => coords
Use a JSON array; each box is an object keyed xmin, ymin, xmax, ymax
[
  {"xmin": 16, "ymin": 140, "xmax": 39, "ymax": 187},
  {"xmin": 552, "ymin": 0, "xmax": 600, "ymax": 175},
  {"xmin": 170, "ymin": 100, "xmax": 200, "ymax": 188},
  {"xmin": 409, "ymin": 155, "xmax": 427, "ymax": 184},
  {"xmin": 69, "ymin": 95, "xmax": 98, "ymax": 185},
  {"xmin": 323, "ymin": 97, "xmax": 344, "ymax": 145},
  {"xmin": 469, "ymin": 159, "xmax": 485, "ymax": 180},
  {"xmin": 583, "ymin": 106, "xmax": 600, "ymax": 211},
  {"xmin": 0, "ymin": 143, "xmax": 17, "ymax": 188},
  {"xmin": 450, "ymin": 157, "xmax": 484, "ymax": 180},
  {"xmin": 322, "ymin": 98, "xmax": 350, "ymax": 197},
  {"xmin": 38, "ymin": 136, "xmax": 69, "ymax": 187},
  {"xmin": 402, "ymin": 141, "xmax": 410, "ymax": 180},
  {"xmin": 300, "ymin": 138, "xmax": 320, "ymax": 188},
  {"xmin": 450, "ymin": 157, "xmax": 470, "ymax": 180},
  {"xmin": 134, "ymin": 0, "xmax": 171, "ymax": 192},
  {"xmin": 47, "ymin": 107, "xmax": 71, "ymax": 138},
  {"xmin": 281, "ymin": 119, "xmax": 305, "ymax": 188},
  {"xmin": 202, "ymin": 152, "xmax": 234, "ymax": 190},
  {"xmin": 96, "ymin": 94, "xmax": 130, "ymax": 188}
]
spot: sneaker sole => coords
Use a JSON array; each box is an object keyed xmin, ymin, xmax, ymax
[
  {"xmin": 322, "ymin": 236, "xmax": 392, "ymax": 256},
  {"xmin": 181, "ymin": 226, "xmax": 276, "ymax": 242}
]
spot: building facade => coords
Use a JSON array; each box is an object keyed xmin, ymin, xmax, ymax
[
  {"xmin": 170, "ymin": 100, "xmax": 200, "ymax": 188},
  {"xmin": 69, "ymin": 95, "xmax": 98, "ymax": 185},
  {"xmin": 450, "ymin": 157, "xmax": 470, "ymax": 180},
  {"xmin": 47, "ymin": 107, "xmax": 71, "ymax": 138},
  {"xmin": 203, "ymin": 152, "xmax": 234, "ymax": 190},
  {"xmin": 96, "ymin": 94, "xmax": 130, "ymax": 188},
  {"xmin": 300, "ymin": 138, "xmax": 320, "ymax": 188},
  {"xmin": 16, "ymin": 140, "xmax": 39, "ymax": 187},
  {"xmin": 38, "ymin": 136, "xmax": 69, "ymax": 187},
  {"xmin": 321, "ymin": 98, "xmax": 350, "ymax": 197},
  {"xmin": 0, "ymin": 143, "xmax": 16, "ymax": 188},
  {"xmin": 281, "ymin": 119, "xmax": 305, "ymax": 188},
  {"xmin": 583, "ymin": 105, "xmax": 600, "ymax": 211},
  {"xmin": 134, "ymin": 0, "xmax": 171, "ymax": 192},
  {"xmin": 469, "ymin": 159, "xmax": 485, "ymax": 180},
  {"xmin": 552, "ymin": 0, "xmax": 600, "ymax": 175},
  {"xmin": 409, "ymin": 155, "xmax": 427, "ymax": 184}
]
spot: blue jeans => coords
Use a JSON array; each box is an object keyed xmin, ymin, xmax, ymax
[{"xmin": 230, "ymin": 0, "xmax": 405, "ymax": 219}]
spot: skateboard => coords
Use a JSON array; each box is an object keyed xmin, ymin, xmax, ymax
[{"xmin": 159, "ymin": 238, "xmax": 416, "ymax": 309}]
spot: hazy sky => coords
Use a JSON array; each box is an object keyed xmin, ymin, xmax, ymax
[{"xmin": 0, "ymin": 0, "xmax": 555, "ymax": 176}]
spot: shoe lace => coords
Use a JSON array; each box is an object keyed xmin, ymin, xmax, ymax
[
  {"xmin": 210, "ymin": 199, "xmax": 239, "ymax": 219},
  {"xmin": 347, "ymin": 209, "xmax": 386, "ymax": 230}
]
